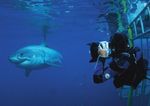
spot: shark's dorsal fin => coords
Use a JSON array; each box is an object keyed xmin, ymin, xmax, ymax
[
  {"xmin": 40, "ymin": 42, "xmax": 48, "ymax": 47},
  {"xmin": 41, "ymin": 25, "xmax": 49, "ymax": 47},
  {"xmin": 25, "ymin": 69, "xmax": 32, "ymax": 77}
]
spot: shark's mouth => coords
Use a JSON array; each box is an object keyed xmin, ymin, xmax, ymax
[
  {"xmin": 9, "ymin": 56, "xmax": 31, "ymax": 65},
  {"xmin": 18, "ymin": 57, "xmax": 31, "ymax": 65},
  {"xmin": 18, "ymin": 59, "xmax": 27, "ymax": 64},
  {"xmin": 19, "ymin": 60, "xmax": 31, "ymax": 66}
]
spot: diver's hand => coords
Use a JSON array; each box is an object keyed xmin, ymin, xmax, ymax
[
  {"xmin": 98, "ymin": 41, "xmax": 110, "ymax": 58},
  {"xmin": 93, "ymin": 74, "xmax": 103, "ymax": 83},
  {"xmin": 98, "ymin": 49, "xmax": 108, "ymax": 58}
]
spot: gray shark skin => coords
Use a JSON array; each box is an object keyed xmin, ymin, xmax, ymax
[{"xmin": 9, "ymin": 44, "xmax": 63, "ymax": 77}]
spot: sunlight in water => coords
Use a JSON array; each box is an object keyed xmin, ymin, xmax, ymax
[{"xmin": 17, "ymin": 0, "xmax": 52, "ymax": 17}]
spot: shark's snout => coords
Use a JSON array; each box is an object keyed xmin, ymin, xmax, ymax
[
  {"xmin": 9, "ymin": 56, "xmax": 19, "ymax": 63},
  {"xmin": 9, "ymin": 55, "xmax": 30, "ymax": 66}
]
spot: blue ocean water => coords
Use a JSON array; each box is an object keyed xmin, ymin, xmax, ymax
[{"xmin": 0, "ymin": 0, "xmax": 135, "ymax": 106}]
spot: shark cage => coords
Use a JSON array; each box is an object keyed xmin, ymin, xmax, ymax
[{"xmin": 118, "ymin": 1, "xmax": 150, "ymax": 106}]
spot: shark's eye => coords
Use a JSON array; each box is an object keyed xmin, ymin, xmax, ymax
[{"xmin": 17, "ymin": 53, "xmax": 24, "ymax": 59}]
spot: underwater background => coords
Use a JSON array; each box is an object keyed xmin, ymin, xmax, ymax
[{"xmin": 0, "ymin": 0, "xmax": 150, "ymax": 106}]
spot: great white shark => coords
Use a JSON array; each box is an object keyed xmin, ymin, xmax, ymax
[{"xmin": 9, "ymin": 44, "xmax": 63, "ymax": 77}]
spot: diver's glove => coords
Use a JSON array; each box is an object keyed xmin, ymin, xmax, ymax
[{"xmin": 93, "ymin": 74, "xmax": 103, "ymax": 83}]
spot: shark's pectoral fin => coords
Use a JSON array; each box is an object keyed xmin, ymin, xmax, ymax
[{"xmin": 25, "ymin": 69, "xmax": 32, "ymax": 77}]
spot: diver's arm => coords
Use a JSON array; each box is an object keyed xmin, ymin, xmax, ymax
[
  {"xmin": 93, "ymin": 67, "xmax": 116, "ymax": 83},
  {"xmin": 109, "ymin": 52, "xmax": 130, "ymax": 73},
  {"xmin": 91, "ymin": 41, "xmax": 113, "ymax": 83},
  {"xmin": 93, "ymin": 62, "xmax": 103, "ymax": 83},
  {"xmin": 93, "ymin": 58, "xmax": 116, "ymax": 83}
]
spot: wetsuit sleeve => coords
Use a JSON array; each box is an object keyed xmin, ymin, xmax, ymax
[
  {"xmin": 93, "ymin": 58, "xmax": 116, "ymax": 83},
  {"xmin": 109, "ymin": 53, "xmax": 130, "ymax": 73}
]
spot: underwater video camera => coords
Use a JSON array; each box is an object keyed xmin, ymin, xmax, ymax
[{"xmin": 88, "ymin": 41, "xmax": 110, "ymax": 63}]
